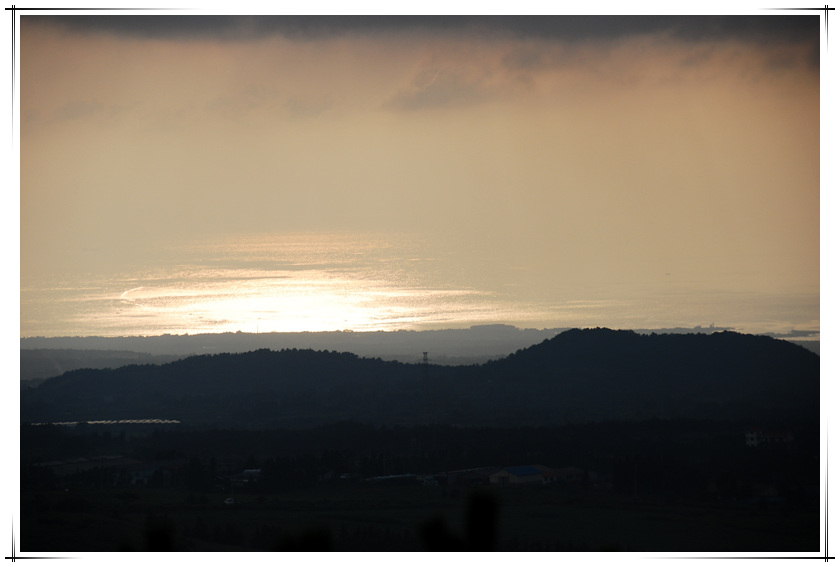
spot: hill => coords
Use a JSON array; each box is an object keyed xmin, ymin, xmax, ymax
[
  {"xmin": 20, "ymin": 325, "xmax": 563, "ymax": 361},
  {"xmin": 19, "ymin": 326, "xmax": 564, "ymax": 382},
  {"xmin": 19, "ymin": 349, "xmax": 184, "ymax": 384},
  {"xmin": 21, "ymin": 328, "xmax": 819, "ymax": 428}
]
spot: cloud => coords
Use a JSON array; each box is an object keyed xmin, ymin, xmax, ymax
[
  {"xmin": 52, "ymin": 99, "xmax": 104, "ymax": 121},
  {"xmin": 384, "ymin": 67, "xmax": 492, "ymax": 111},
  {"xmin": 502, "ymin": 46, "xmax": 548, "ymax": 71},
  {"xmin": 204, "ymin": 85, "xmax": 285, "ymax": 120},
  {"xmin": 377, "ymin": 27, "xmax": 819, "ymax": 114},
  {"xmin": 285, "ymin": 97, "xmax": 332, "ymax": 119},
  {"xmin": 31, "ymin": 14, "xmax": 818, "ymax": 47}
]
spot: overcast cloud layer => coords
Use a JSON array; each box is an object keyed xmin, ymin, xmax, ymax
[
  {"xmin": 20, "ymin": 14, "xmax": 820, "ymax": 335},
  {"xmin": 33, "ymin": 14, "xmax": 819, "ymax": 44}
]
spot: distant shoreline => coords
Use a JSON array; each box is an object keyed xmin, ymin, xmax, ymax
[{"xmin": 19, "ymin": 323, "xmax": 820, "ymax": 344}]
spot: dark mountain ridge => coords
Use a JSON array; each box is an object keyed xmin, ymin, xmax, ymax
[
  {"xmin": 21, "ymin": 328, "xmax": 819, "ymax": 428},
  {"xmin": 484, "ymin": 328, "xmax": 817, "ymax": 419},
  {"xmin": 19, "ymin": 326, "xmax": 819, "ymax": 383}
]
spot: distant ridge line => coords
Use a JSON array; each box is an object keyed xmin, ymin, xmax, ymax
[{"xmin": 21, "ymin": 328, "xmax": 820, "ymax": 429}]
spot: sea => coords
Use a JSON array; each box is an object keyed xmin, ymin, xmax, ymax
[{"xmin": 20, "ymin": 231, "xmax": 820, "ymax": 340}]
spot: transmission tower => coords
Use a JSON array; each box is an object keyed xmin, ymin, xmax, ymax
[{"xmin": 422, "ymin": 352, "xmax": 430, "ymax": 425}]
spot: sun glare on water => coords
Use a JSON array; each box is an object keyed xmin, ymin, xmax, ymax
[
  {"xmin": 114, "ymin": 274, "xmax": 502, "ymax": 335},
  {"xmin": 80, "ymin": 233, "xmax": 515, "ymax": 336},
  {"xmin": 20, "ymin": 232, "xmax": 819, "ymax": 339}
]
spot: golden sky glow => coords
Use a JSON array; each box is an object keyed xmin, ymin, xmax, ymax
[{"xmin": 18, "ymin": 11, "xmax": 824, "ymax": 336}]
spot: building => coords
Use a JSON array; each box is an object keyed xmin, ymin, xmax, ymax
[
  {"xmin": 439, "ymin": 466, "xmax": 501, "ymax": 486},
  {"xmin": 745, "ymin": 428, "xmax": 794, "ymax": 448},
  {"xmin": 489, "ymin": 465, "xmax": 546, "ymax": 486},
  {"xmin": 230, "ymin": 468, "xmax": 262, "ymax": 488},
  {"xmin": 555, "ymin": 466, "xmax": 585, "ymax": 483}
]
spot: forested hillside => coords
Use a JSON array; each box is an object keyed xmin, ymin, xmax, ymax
[{"xmin": 21, "ymin": 329, "xmax": 819, "ymax": 428}]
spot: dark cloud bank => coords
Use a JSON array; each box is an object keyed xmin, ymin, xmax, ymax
[{"xmin": 30, "ymin": 14, "xmax": 818, "ymax": 45}]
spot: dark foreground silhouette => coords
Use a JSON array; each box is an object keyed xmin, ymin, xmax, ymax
[
  {"xmin": 21, "ymin": 417, "xmax": 818, "ymax": 552},
  {"xmin": 120, "ymin": 490, "xmax": 498, "ymax": 551}
]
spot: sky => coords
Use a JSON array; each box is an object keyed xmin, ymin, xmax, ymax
[
  {"xmin": 17, "ymin": 7, "xmax": 826, "ymax": 338},
  {"xmin": 7, "ymin": 4, "xmax": 835, "ymax": 562}
]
